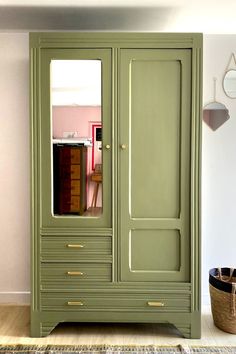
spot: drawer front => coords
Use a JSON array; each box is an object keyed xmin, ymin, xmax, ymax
[
  {"xmin": 70, "ymin": 196, "xmax": 80, "ymax": 212},
  {"xmin": 71, "ymin": 148, "xmax": 81, "ymax": 164},
  {"xmin": 41, "ymin": 236, "xmax": 112, "ymax": 262},
  {"xmin": 59, "ymin": 147, "xmax": 81, "ymax": 164},
  {"xmin": 59, "ymin": 195, "xmax": 80, "ymax": 213},
  {"xmin": 60, "ymin": 165, "xmax": 80, "ymax": 180},
  {"xmin": 71, "ymin": 165, "xmax": 80, "ymax": 179},
  {"xmin": 60, "ymin": 180, "xmax": 80, "ymax": 194},
  {"xmin": 41, "ymin": 293, "xmax": 190, "ymax": 312},
  {"xmin": 71, "ymin": 180, "xmax": 80, "ymax": 195},
  {"xmin": 41, "ymin": 263, "xmax": 112, "ymax": 289}
]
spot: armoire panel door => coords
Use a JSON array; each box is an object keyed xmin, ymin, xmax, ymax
[{"xmin": 119, "ymin": 49, "xmax": 192, "ymax": 282}]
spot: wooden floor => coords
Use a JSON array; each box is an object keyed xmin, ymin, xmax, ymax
[{"xmin": 0, "ymin": 305, "xmax": 236, "ymax": 346}]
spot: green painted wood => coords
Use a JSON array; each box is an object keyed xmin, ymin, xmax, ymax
[
  {"xmin": 119, "ymin": 48, "xmax": 191, "ymax": 282},
  {"xmin": 40, "ymin": 228, "xmax": 113, "ymax": 236},
  {"xmin": 41, "ymin": 263, "xmax": 112, "ymax": 289},
  {"xmin": 30, "ymin": 32, "xmax": 202, "ymax": 339},
  {"xmin": 41, "ymin": 292, "xmax": 191, "ymax": 312},
  {"xmin": 30, "ymin": 46, "xmax": 41, "ymax": 331},
  {"xmin": 190, "ymin": 47, "xmax": 202, "ymax": 319},
  {"xmin": 41, "ymin": 235, "xmax": 112, "ymax": 262},
  {"xmin": 40, "ymin": 48, "xmax": 112, "ymax": 229},
  {"xmin": 29, "ymin": 32, "xmax": 202, "ymax": 49},
  {"xmin": 130, "ymin": 230, "xmax": 181, "ymax": 272},
  {"xmin": 35, "ymin": 309, "xmax": 192, "ymax": 323}
]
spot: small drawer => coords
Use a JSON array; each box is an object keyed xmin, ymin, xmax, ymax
[
  {"xmin": 41, "ymin": 236, "xmax": 112, "ymax": 262},
  {"xmin": 71, "ymin": 148, "xmax": 81, "ymax": 164},
  {"xmin": 71, "ymin": 180, "xmax": 80, "ymax": 195},
  {"xmin": 61, "ymin": 165, "xmax": 80, "ymax": 180},
  {"xmin": 59, "ymin": 147, "xmax": 81, "ymax": 164},
  {"xmin": 60, "ymin": 181, "xmax": 80, "ymax": 196},
  {"xmin": 41, "ymin": 263, "xmax": 112, "ymax": 290},
  {"xmin": 71, "ymin": 165, "xmax": 80, "ymax": 179},
  {"xmin": 41, "ymin": 293, "xmax": 190, "ymax": 312},
  {"xmin": 59, "ymin": 195, "xmax": 80, "ymax": 213},
  {"xmin": 70, "ymin": 196, "xmax": 80, "ymax": 212}
]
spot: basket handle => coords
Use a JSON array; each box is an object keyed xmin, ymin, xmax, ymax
[
  {"xmin": 229, "ymin": 268, "xmax": 235, "ymax": 281},
  {"xmin": 231, "ymin": 283, "xmax": 236, "ymax": 316},
  {"xmin": 217, "ymin": 267, "xmax": 222, "ymax": 280},
  {"xmin": 217, "ymin": 267, "xmax": 234, "ymax": 281}
]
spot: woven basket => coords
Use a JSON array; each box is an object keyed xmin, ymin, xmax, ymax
[{"xmin": 209, "ymin": 267, "xmax": 236, "ymax": 334}]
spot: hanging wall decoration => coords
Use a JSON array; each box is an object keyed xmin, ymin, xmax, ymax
[
  {"xmin": 203, "ymin": 78, "xmax": 230, "ymax": 131},
  {"xmin": 223, "ymin": 53, "xmax": 236, "ymax": 98}
]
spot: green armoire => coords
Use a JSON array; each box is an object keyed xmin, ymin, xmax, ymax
[{"xmin": 30, "ymin": 32, "xmax": 202, "ymax": 338}]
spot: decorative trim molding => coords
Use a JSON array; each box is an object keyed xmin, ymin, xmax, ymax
[
  {"xmin": 0, "ymin": 291, "xmax": 30, "ymax": 305},
  {"xmin": 0, "ymin": 291, "xmax": 209, "ymax": 306}
]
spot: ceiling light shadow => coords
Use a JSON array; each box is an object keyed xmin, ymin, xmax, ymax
[{"xmin": 0, "ymin": 6, "xmax": 179, "ymax": 31}]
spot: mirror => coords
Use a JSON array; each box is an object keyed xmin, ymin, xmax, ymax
[
  {"xmin": 51, "ymin": 60, "xmax": 103, "ymax": 217},
  {"xmin": 223, "ymin": 69, "xmax": 236, "ymax": 98},
  {"xmin": 203, "ymin": 102, "xmax": 229, "ymax": 131}
]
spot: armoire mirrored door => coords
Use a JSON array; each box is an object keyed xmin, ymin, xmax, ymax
[{"xmin": 39, "ymin": 49, "xmax": 112, "ymax": 228}]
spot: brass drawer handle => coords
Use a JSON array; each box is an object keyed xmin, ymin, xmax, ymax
[
  {"xmin": 67, "ymin": 244, "xmax": 84, "ymax": 248},
  {"xmin": 147, "ymin": 301, "xmax": 165, "ymax": 307},
  {"xmin": 67, "ymin": 271, "xmax": 84, "ymax": 276},
  {"xmin": 67, "ymin": 301, "xmax": 84, "ymax": 306}
]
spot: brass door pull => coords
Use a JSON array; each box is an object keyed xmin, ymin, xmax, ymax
[
  {"xmin": 67, "ymin": 244, "xmax": 84, "ymax": 248},
  {"xmin": 67, "ymin": 271, "xmax": 84, "ymax": 276},
  {"xmin": 105, "ymin": 144, "xmax": 111, "ymax": 149},
  {"xmin": 120, "ymin": 144, "xmax": 126, "ymax": 150},
  {"xmin": 147, "ymin": 301, "xmax": 165, "ymax": 307},
  {"xmin": 67, "ymin": 301, "xmax": 84, "ymax": 306}
]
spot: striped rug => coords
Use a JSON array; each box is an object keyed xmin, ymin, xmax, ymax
[{"xmin": 0, "ymin": 345, "xmax": 236, "ymax": 354}]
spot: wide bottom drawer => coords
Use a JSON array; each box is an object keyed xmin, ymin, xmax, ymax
[{"xmin": 41, "ymin": 292, "xmax": 190, "ymax": 312}]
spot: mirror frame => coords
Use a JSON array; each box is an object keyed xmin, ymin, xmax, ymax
[
  {"xmin": 223, "ymin": 53, "xmax": 236, "ymax": 99},
  {"xmin": 223, "ymin": 69, "xmax": 236, "ymax": 99}
]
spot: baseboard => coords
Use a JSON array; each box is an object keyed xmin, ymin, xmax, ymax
[{"xmin": 0, "ymin": 291, "xmax": 30, "ymax": 305}]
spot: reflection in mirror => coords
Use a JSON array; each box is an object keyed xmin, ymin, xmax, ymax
[
  {"xmin": 223, "ymin": 70, "xmax": 236, "ymax": 98},
  {"xmin": 51, "ymin": 60, "xmax": 102, "ymax": 217},
  {"xmin": 203, "ymin": 102, "xmax": 230, "ymax": 131}
]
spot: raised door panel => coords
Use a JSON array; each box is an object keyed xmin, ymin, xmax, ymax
[{"xmin": 119, "ymin": 49, "xmax": 191, "ymax": 282}]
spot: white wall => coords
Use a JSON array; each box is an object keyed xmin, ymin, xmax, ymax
[
  {"xmin": 202, "ymin": 35, "xmax": 236, "ymax": 304},
  {"xmin": 0, "ymin": 33, "xmax": 30, "ymax": 303},
  {"xmin": 0, "ymin": 32, "xmax": 236, "ymax": 305}
]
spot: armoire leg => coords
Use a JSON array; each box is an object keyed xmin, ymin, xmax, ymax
[
  {"xmin": 173, "ymin": 317, "xmax": 201, "ymax": 339},
  {"xmin": 30, "ymin": 315, "xmax": 41, "ymax": 337},
  {"xmin": 31, "ymin": 317, "xmax": 58, "ymax": 337},
  {"xmin": 173, "ymin": 322, "xmax": 191, "ymax": 338},
  {"xmin": 41, "ymin": 322, "xmax": 58, "ymax": 337}
]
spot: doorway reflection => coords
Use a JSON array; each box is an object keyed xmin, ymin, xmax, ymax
[{"xmin": 51, "ymin": 60, "xmax": 103, "ymax": 217}]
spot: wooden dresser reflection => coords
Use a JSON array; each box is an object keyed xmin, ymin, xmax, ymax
[{"xmin": 53, "ymin": 145, "xmax": 87, "ymax": 215}]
